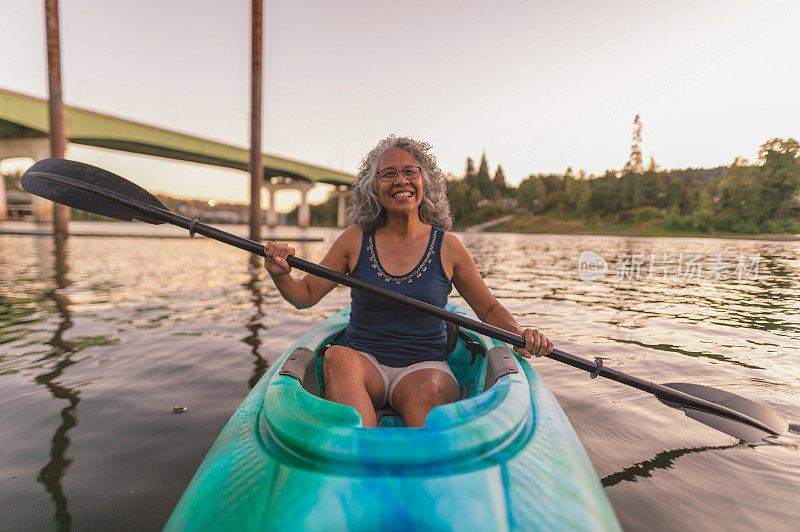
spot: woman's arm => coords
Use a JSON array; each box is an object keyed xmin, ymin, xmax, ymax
[
  {"xmin": 444, "ymin": 233, "xmax": 553, "ymax": 358},
  {"xmin": 264, "ymin": 225, "xmax": 360, "ymax": 309}
]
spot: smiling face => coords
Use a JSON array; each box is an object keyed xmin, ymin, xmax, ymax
[{"xmin": 376, "ymin": 147, "xmax": 424, "ymax": 217}]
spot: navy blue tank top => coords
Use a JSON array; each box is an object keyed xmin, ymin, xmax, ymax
[{"xmin": 345, "ymin": 226, "xmax": 453, "ymax": 367}]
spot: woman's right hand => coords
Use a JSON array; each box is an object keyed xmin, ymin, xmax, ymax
[{"xmin": 264, "ymin": 241, "xmax": 295, "ymax": 276}]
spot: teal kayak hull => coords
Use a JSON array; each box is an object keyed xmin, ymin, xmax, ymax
[{"xmin": 166, "ymin": 303, "xmax": 619, "ymax": 531}]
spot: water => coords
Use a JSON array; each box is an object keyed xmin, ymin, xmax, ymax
[{"xmin": 1, "ymin": 222, "xmax": 799, "ymax": 530}]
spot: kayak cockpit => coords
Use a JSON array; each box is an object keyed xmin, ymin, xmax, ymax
[
  {"xmin": 278, "ymin": 326, "xmax": 519, "ymax": 428},
  {"xmin": 258, "ymin": 305, "xmax": 534, "ymax": 475}
]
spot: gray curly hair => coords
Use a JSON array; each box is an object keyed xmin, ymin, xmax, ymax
[{"xmin": 346, "ymin": 135, "xmax": 452, "ymax": 232}]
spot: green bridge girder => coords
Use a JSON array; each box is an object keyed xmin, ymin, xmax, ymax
[{"xmin": 0, "ymin": 88, "xmax": 353, "ymax": 186}]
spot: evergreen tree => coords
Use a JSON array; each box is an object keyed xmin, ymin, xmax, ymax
[
  {"xmin": 475, "ymin": 153, "xmax": 493, "ymax": 198},
  {"xmin": 618, "ymin": 173, "xmax": 635, "ymax": 211},
  {"xmin": 563, "ymin": 169, "xmax": 577, "ymax": 210},
  {"xmin": 631, "ymin": 174, "xmax": 645, "ymax": 209},
  {"xmin": 589, "ymin": 171, "xmax": 622, "ymax": 213},
  {"xmin": 623, "ymin": 114, "xmax": 644, "ymax": 174},
  {"xmin": 574, "ymin": 178, "xmax": 592, "ymax": 218},
  {"xmin": 641, "ymin": 169, "xmax": 665, "ymax": 207},
  {"xmin": 464, "ymin": 157, "xmax": 476, "ymax": 178},
  {"xmin": 666, "ymin": 178, "xmax": 682, "ymax": 211},
  {"xmin": 493, "ymin": 165, "xmax": 507, "ymax": 197}
]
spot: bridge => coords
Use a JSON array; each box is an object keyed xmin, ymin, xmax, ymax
[{"xmin": 0, "ymin": 88, "xmax": 353, "ymax": 226}]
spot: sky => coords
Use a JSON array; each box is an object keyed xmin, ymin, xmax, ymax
[{"xmin": 1, "ymin": 0, "xmax": 799, "ymax": 209}]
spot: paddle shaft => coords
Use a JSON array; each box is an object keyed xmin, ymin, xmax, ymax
[{"xmin": 31, "ymin": 171, "xmax": 781, "ymax": 436}]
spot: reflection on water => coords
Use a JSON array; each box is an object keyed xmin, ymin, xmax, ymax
[
  {"xmin": 243, "ymin": 255, "xmax": 269, "ymax": 389},
  {"xmin": 0, "ymin": 227, "xmax": 799, "ymax": 530},
  {"xmin": 610, "ymin": 337, "xmax": 765, "ymax": 370},
  {"xmin": 36, "ymin": 236, "xmax": 76, "ymax": 531},
  {"xmin": 601, "ymin": 443, "xmax": 741, "ymax": 488}
]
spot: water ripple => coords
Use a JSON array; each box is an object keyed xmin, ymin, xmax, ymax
[{"xmin": 0, "ymin": 228, "xmax": 798, "ymax": 529}]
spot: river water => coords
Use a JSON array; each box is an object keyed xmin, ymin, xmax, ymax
[{"xmin": 1, "ymin": 222, "xmax": 799, "ymax": 530}]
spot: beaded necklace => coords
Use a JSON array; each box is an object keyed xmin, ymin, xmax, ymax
[{"xmin": 367, "ymin": 228, "xmax": 438, "ymax": 285}]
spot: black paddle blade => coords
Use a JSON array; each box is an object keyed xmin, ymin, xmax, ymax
[
  {"xmin": 659, "ymin": 382, "xmax": 789, "ymax": 442},
  {"xmin": 21, "ymin": 158, "xmax": 167, "ymax": 224}
]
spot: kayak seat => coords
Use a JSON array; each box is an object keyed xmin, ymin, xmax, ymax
[
  {"xmin": 375, "ymin": 385, "xmax": 471, "ymax": 428},
  {"xmin": 277, "ymin": 347, "xmax": 414, "ymax": 427},
  {"xmin": 482, "ymin": 346, "xmax": 519, "ymax": 391},
  {"xmin": 279, "ymin": 323, "xmax": 514, "ymax": 428},
  {"xmin": 278, "ymin": 347, "xmax": 319, "ymax": 397}
]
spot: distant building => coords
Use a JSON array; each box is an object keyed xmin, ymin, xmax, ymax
[
  {"xmin": 477, "ymin": 197, "xmax": 517, "ymax": 208},
  {"xmin": 497, "ymin": 197, "xmax": 518, "ymax": 207}
]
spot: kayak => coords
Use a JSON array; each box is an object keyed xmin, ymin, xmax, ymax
[{"xmin": 165, "ymin": 303, "xmax": 619, "ymax": 531}]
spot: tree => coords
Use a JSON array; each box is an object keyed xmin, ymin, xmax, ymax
[
  {"xmin": 564, "ymin": 175, "xmax": 592, "ymax": 218},
  {"xmin": 717, "ymin": 163, "xmax": 762, "ymax": 231},
  {"xmin": 692, "ymin": 190, "xmax": 715, "ymax": 232},
  {"xmin": 667, "ymin": 178, "xmax": 683, "ymax": 211},
  {"xmin": 640, "ymin": 169, "xmax": 665, "ymax": 207},
  {"xmin": 464, "ymin": 157, "xmax": 476, "ymax": 178},
  {"xmin": 647, "ymin": 155, "xmax": 658, "ymax": 172},
  {"xmin": 631, "ymin": 174, "xmax": 645, "ymax": 209},
  {"xmin": 492, "ymin": 165, "xmax": 507, "ymax": 197},
  {"xmin": 475, "ymin": 153, "xmax": 493, "ymax": 198},
  {"xmin": 447, "ymin": 179, "xmax": 471, "ymax": 226},
  {"xmin": 623, "ymin": 114, "xmax": 644, "ymax": 174},
  {"xmin": 618, "ymin": 173, "xmax": 635, "ymax": 211},
  {"xmin": 547, "ymin": 190, "xmax": 571, "ymax": 217},
  {"xmin": 588, "ymin": 171, "xmax": 620, "ymax": 213},
  {"xmin": 517, "ymin": 175, "xmax": 546, "ymax": 215},
  {"xmin": 756, "ymin": 138, "xmax": 800, "ymax": 219},
  {"xmin": 573, "ymin": 178, "xmax": 592, "ymax": 217},
  {"xmin": 758, "ymin": 138, "xmax": 800, "ymax": 162}
]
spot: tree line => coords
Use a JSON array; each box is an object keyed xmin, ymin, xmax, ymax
[
  {"xmin": 518, "ymin": 138, "xmax": 798, "ymax": 233},
  {"xmin": 447, "ymin": 137, "xmax": 800, "ymax": 234},
  {"xmin": 291, "ymin": 136, "xmax": 800, "ymax": 235}
]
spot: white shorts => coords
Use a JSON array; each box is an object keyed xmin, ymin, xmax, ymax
[{"xmin": 355, "ymin": 351, "xmax": 457, "ymax": 410}]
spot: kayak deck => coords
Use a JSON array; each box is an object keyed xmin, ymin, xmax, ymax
[{"xmin": 166, "ymin": 303, "xmax": 619, "ymax": 531}]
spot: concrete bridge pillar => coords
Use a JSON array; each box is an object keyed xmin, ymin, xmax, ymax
[
  {"xmin": 337, "ymin": 186, "xmax": 349, "ymax": 228},
  {"xmin": 263, "ymin": 179, "xmax": 317, "ymax": 227},
  {"xmin": 297, "ymin": 181, "xmax": 314, "ymax": 228},
  {"xmin": 263, "ymin": 183, "xmax": 279, "ymax": 227},
  {"xmin": 0, "ymin": 164, "xmax": 6, "ymax": 220},
  {"xmin": 0, "ymin": 138, "xmax": 52, "ymax": 221}
]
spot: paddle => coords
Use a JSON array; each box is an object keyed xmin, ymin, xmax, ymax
[{"xmin": 21, "ymin": 158, "xmax": 790, "ymax": 442}]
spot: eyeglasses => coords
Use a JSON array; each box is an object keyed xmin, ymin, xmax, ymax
[{"xmin": 377, "ymin": 166, "xmax": 422, "ymax": 182}]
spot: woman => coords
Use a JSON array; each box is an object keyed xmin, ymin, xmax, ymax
[{"xmin": 264, "ymin": 136, "xmax": 553, "ymax": 428}]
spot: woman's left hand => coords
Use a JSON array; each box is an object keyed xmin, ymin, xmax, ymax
[{"xmin": 515, "ymin": 328, "xmax": 554, "ymax": 358}]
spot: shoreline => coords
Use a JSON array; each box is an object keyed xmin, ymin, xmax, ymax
[
  {"xmin": 481, "ymin": 227, "xmax": 800, "ymax": 241},
  {"xmin": 472, "ymin": 215, "xmax": 800, "ymax": 241},
  {"xmin": 0, "ymin": 229, "xmax": 323, "ymax": 241},
  {"xmin": 3, "ymin": 219, "xmax": 797, "ymax": 242}
]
